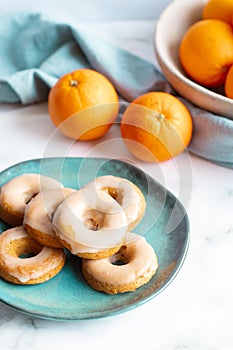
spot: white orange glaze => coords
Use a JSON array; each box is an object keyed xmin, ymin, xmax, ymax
[
  {"xmin": 23, "ymin": 187, "xmax": 76, "ymax": 247},
  {"xmin": 83, "ymin": 175, "xmax": 146, "ymax": 231},
  {"xmin": 52, "ymin": 189, "xmax": 128, "ymax": 258},
  {"xmin": 0, "ymin": 226, "xmax": 65, "ymax": 284},
  {"xmin": 0, "ymin": 174, "xmax": 63, "ymax": 226},
  {"xmin": 81, "ymin": 232, "xmax": 158, "ymax": 294}
]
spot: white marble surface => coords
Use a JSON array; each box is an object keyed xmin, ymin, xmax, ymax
[{"xmin": 0, "ymin": 19, "xmax": 233, "ymax": 350}]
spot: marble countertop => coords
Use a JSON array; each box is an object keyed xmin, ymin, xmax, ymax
[{"xmin": 0, "ymin": 19, "xmax": 232, "ymax": 350}]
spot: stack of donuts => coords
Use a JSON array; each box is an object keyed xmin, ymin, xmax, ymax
[{"xmin": 0, "ymin": 173, "xmax": 158, "ymax": 294}]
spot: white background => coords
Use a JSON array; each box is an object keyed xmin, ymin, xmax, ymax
[{"xmin": 1, "ymin": 0, "xmax": 171, "ymax": 21}]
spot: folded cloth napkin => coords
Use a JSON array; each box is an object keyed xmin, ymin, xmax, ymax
[{"xmin": 0, "ymin": 13, "xmax": 232, "ymax": 167}]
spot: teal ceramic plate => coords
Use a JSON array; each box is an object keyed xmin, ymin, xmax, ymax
[{"xmin": 0, "ymin": 157, "xmax": 189, "ymax": 320}]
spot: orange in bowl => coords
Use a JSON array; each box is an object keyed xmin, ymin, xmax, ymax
[
  {"xmin": 179, "ymin": 19, "xmax": 233, "ymax": 87},
  {"xmin": 120, "ymin": 92, "xmax": 193, "ymax": 163},
  {"xmin": 225, "ymin": 64, "xmax": 233, "ymax": 98},
  {"xmin": 203, "ymin": 0, "xmax": 233, "ymax": 25},
  {"xmin": 154, "ymin": 0, "xmax": 233, "ymax": 118},
  {"xmin": 48, "ymin": 69, "xmax": 119, "ymax": 140}
]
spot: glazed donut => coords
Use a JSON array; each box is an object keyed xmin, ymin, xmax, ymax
[
  {"xmin": 0, "ymin": 174, "xmax": 63, "ymax": 226},
  {"xmin": 52, "ymin": 189, "xmax": 128, "ymax": 259},
  {"xmin": 83, "ymin": 175, "xmax": 146, "ymax": 231},
  {"xmin": 0, "ymin": 226, "xmax": 65, "ymax": 285},
  {"xmin": 23, "ymin": 188, "xmax": 75, "ymax": 248},
  {"xmin": 81, "ymin": 232, "xmax": 158, "ymax": 294}
]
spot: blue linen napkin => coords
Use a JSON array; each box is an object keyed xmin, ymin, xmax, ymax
[{"xmin": 0, "ymin": 13, "xmax": 232, "ymax": 167}]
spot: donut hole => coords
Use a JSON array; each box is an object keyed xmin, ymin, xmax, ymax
[
  {"xmin": 19, "ymin": 252, "xmax": 37, "ymax": 259},
  {"xmin": 7, "ymin": 237, "xmax": 42, "ymax": 259},
  {"xmin": 82, "ymin": 209, "xmax": 104, "ymax": 231},
  {"xmin": 110, "ymin": 246, "xmax": 130, "ymax": 266},
  {"xmin": 101, "ymin": 187, "xmax": 123, "ymax": 205},
  {"xmin": 24, "ymin": 192, "xmax": 38, "ymax": 205}
]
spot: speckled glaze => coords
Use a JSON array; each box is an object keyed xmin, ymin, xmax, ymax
[{"xmin": 0, "ymin": 157, "xmax": 190, "ymax": 320}]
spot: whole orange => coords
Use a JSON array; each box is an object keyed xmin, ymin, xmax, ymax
[
  {"xmin": 48, "ymin": 69, "xmax": 119, "ymax": 140},
  {"xmin": 120, "ymin": 92, "xmax": 193, "ymax": 163},
  {"xmin": 203, "ymin": 0, "xmax": 233, "ymax": 25},
  {"xmin": 179, "ymin": 19, "xmax": 233, "ymax": 87}
]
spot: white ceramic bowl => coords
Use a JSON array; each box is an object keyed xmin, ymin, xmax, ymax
[{"xmin": 154, "ymin": 0, "xmax": 233, "ymax": 120}]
